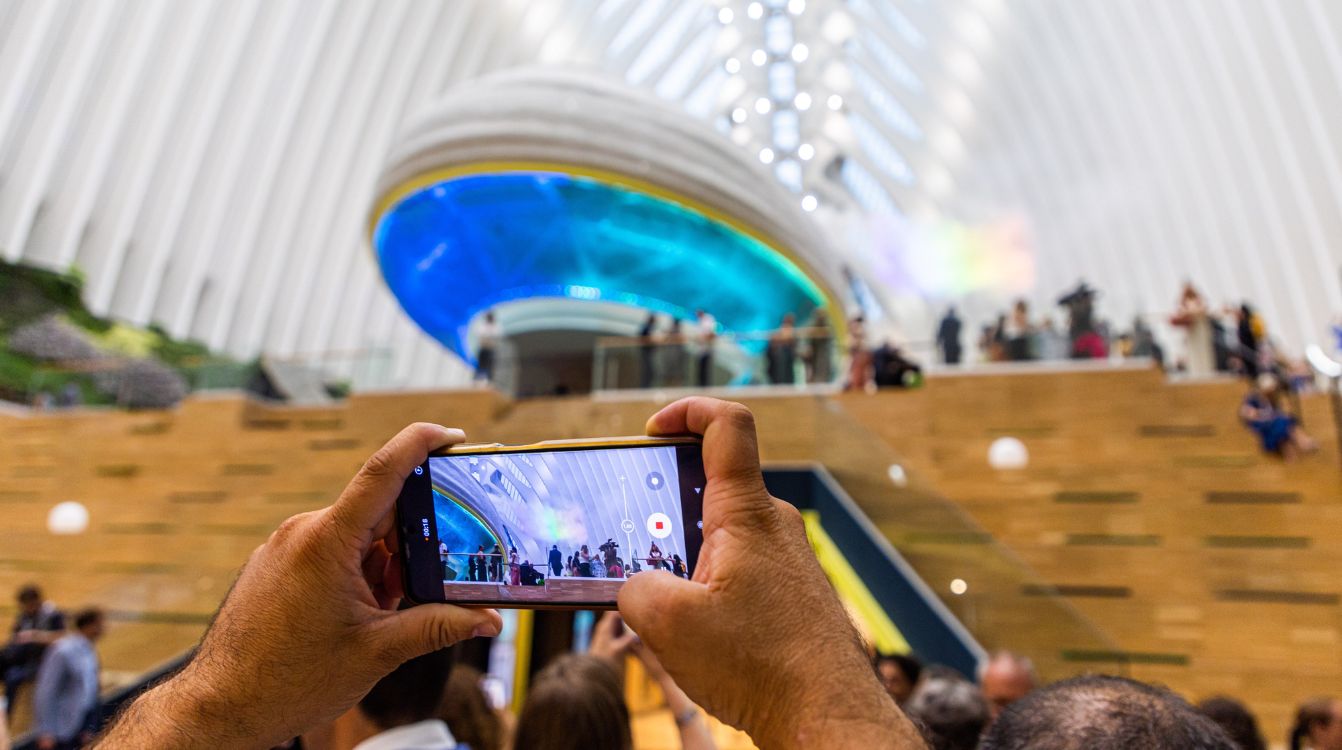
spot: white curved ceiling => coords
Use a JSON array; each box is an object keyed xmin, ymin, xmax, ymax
[{"xmin": 0, "ymin": 0, "xmax": 1339, "ymax": 388}]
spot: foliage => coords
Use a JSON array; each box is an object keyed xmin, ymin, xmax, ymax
[{"xmin": 0, "ymin": 260, "xmax": 236, "ymax": 407}]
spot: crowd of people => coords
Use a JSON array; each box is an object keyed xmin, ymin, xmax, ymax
[
  {"xmin": 628, "ymin": 309, "xmax": 838, "ymax": 389},
  {"xmin": 864, "ymin": 647, "xmax": 1342, "ymax": 750},
  {"xmin": 928, "ymin": 280, "xmax": 1329, "ymax": 460},
  {"xmin": 936, "ymin": 282, "xmax": 1157, "ymax": 367},
  {"xmin": 437, "ymin": 541, "xmax": 688, "ymax": 586},
  {"xmin": 0, "ymin": 586, "xmax": 105, "ymax": 750}
]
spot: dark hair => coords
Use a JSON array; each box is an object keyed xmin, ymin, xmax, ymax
[
  {"xmin": 981, "ymin": 675, "xmax": 1234, "ymax": 750},
  {"xmin": 904, "ymin": 670, "xmax": 987, "ymax": 750},
  {"xmin": 513, "ymin": 654, "xmax": 631, "ymax": 750},
  {"xmin": 17, "ymin": 584, "xmax": 41, "ymax": 603},
  {"xmin": 73, "ymin": 607, "xmax": 102, "ymax": 630},
  {"xmin": 438, "ymin": 664, "xmax": 502, "ymax": 750},
  {"xmin": 875, "ymin": 653, "xmax": 923, "ymax": 686},
  {"xmin": 359, "ymin": 648, "xmax": 453, "ymax": 730},
  {"xmin": 1197, "ymin": 697, "xmax": 1265, "ymax": 750},
  {"xmin": 1290, "ymin": 697, "xmax": 1337, "ymax": 750}
]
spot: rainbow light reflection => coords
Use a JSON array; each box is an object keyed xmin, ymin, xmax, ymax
[
  {"xmin": 373, "ymin": 171, "xmax": 828, "ymax": 359},
  {"xmin": 862, "ymin": 214, "xmax": 1036, "ymax": 299}
]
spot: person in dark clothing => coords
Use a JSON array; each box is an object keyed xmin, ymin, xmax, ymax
[
  {"xmin": 766, "ymin": 314, "xmax": 798, "ymax": 385},
  {"xmin": 936, "ymin": 307, "xmax": 963, "ymax": 365},
  {"xmin": 475, "ymin": 311, "xmax": 500, "ymax": 384},
  {"xmin": 873, "ymin": 342, "xmax": 922, "ymax": 388},
  {"xmin": 671, "ymin": 555, "xmax": 688, "ymax": 579},
  {"xmin": 470, "ymin": 546, "xmax": 485, "ymax": 582},
  {"xmin": 1058, "ymin": 281, "xmax": 1097, "ymax": 346},
  {"xmin": 488, "ymin": 544, "xmax": 503, "ymax": 582},
  {"xmin": 578, "ymin": 545, "xmax": 593, "ymax": 577},
  {"xmin": 1237, "ymin": 303, "xmax": 1261, "ymax": 378},
  {"xmin": 548, "ymin": 545, "xmax": 563, "ymax": 578},
  {"xmin": 520, "ymin": 561, "xmax": 543, "ymax": 586},
  {"xmin": 1, "ymin": 584, "xmax": 66, "ymax": 712},
  {"xmin": 638, "ymin": 313, "xmax": 658, "ymax": 389},
  {"xmin": 694, "ymin": 310, "xmax": 716, "ymax": 387}
]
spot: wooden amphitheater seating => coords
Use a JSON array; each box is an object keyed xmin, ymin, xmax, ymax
[
  {"xmin": 2, "ymin": 368, "xmax": 1338, "ymax": 743},
  {"xmin": 838, "ymin": 365, "xmax": 1342, "ymax": 741}
]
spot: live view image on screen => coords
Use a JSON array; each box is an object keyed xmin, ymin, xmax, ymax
[{"xmin": 428, "ymin": 445, "xmax": 695, "ymax": 604}]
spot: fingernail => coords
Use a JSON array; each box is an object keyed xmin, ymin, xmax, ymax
[{"xmin": 472, "ymin": 620, "xmax": 501, "ymax": 639}]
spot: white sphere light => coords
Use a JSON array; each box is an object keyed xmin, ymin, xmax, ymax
[
  {"xmin": 747, "ymin": 2, "xmax": 764, "ymax": 20},
  {"xmin": 794, "ymin": 92, "xmax": 812, "ymax": 111},
  {"xmin": 791, "ymin": 43, "xmax": 809, "ymax": 63},
  {"xmin": 827, "ymin": 94, "xmax": 844, "ymax": 110},
  {"xmin": 725, "ymin": 57, "xmax": 742, "ymax": 74},
  {"xmin": 950, "ymin": 578, "xmax": 969, "ymax": 595},
  {"xmin": 731, "ymin": 107, "xmax": 748, "ymax": 124},
  {"xmin": 754, "ymin": 97, "xmax": 772, "ymax": 114},
  {"xmin": 759, "ymin": 147, "xmax": 775, "ymax": 164},
  {"xmin": 887, "ymin": 463, "xmax": 907, "ymax": 487},
  {"xmin": 801, "ymin": 194, "xmax": 818, "ymax": 212},
  {"xmin": 797, "ymin": 142, "xmax": 815, "ymax": 160},
  {"xmin": 988, "ymin": 437, "xmax": 1029, "ymax": 470},
  {"xmin": 751, "ymin": 49, "xmax": 768, "ymax": 66},
  {"xmin": 47, "ymin": 501, "xmax": 89, "ymax": 535},
  {"xmin": 718, "ymin": 6, "xmax": 734, "ymax": 24},
  {"xmin": 788, "ymin": 0, "xmax": 806, "ymax": 14}
]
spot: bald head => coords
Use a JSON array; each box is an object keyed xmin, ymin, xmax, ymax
[
  {"xmin": 980, "ymin": 652, "xmax": 1037, "ymax": 720},
  {"xmin": 980, "ymin": 675, "xmax": 1233, "ymax": 750}
]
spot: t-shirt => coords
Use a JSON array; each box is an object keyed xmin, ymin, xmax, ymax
[{"xmin": 8, "ymin": 603, "xmax": 66, "ymax": 671}]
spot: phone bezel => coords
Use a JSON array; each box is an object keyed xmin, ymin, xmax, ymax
[{"xmin": 398, "ymin": 435, "xmax": 705, "ymax": 609}]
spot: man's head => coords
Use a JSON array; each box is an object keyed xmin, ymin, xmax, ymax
[
  {"xmin": 904, "ymin": 667, "xmax": 989, "ymax": 750},
  {"xmin": 74, "ymin": 608, "xmax": 105, "ymax": 641},
  {"xmin": 358, "ymin": 647, "xmax": 453, "ymax": 731},
  {"xmin": 875, "ymin": 653, "xmax": 922, "ymax": 705},
  {"xmin": 1197, "ymin": 696, "xmax": 1265, "ymax": 750},
  {"xmin": 980, "ymin": 651, "xmax": 1037, "ymax": 719},
  {"xmin": 1291, "ymin": 697, "xmax": 1342, "ymax": 750},
  {"xmin": 16, "ymin": 584, "xmax": 42, "ymax": 615},
  {"xmin": 980, "ymin": 675, "xmax": 1234, "ymax": 750}
]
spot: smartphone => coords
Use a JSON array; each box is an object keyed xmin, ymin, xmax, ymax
[{"xmin": 397, "ymin": 436, "xmax": 706, "ymax": 608}]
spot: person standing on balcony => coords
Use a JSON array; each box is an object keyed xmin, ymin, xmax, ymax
[
  {"xmin": 936, "ymin": 307, "xmax": 963, "ymax": 365},
  {"xmin": 766, "ymin": 313, "xmax": 797, "ymax": 385},
  {"xmin": 1172, "ymin": 283, "xmax": 1214, "ymax": 378},
  {"xmin": 475, "ymin": 311, "xmax": 500, "ymax": 385},
  {"xmin": 639, "ymin": 313, "xmax": 659, "ymax": 389},
  {"xmin": 660, "ymin": 319, "xmax": 688, "ymax": 387},
  {"xmin": 694, "ymin": 310, "xmax": 716, "ymax": 387},
  {"xmin": 845, "ymin": 316, "xmax": 872, "ymax": 391},
  {"xmin": 804, "ymin": 309, "xmax": 833, "ymax": 383}
]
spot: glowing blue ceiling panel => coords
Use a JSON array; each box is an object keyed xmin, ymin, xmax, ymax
[{"xmin": 373, "ymin": 171, "xmax": 828, "ymax": 359}]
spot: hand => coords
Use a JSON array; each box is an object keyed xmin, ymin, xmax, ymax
[
  {"xmin": 37, "ymin": 736, "xmax": 55, "ymax": 750},
  {"xmin": 97, "ymin": 424, "xmax": 503, "ymax": 749},
  {"xmin": 617, "ymin": 398, "xmax": 922, "ymax": 749},
  {"xmin": 588, "ymin": 611, "xmax": 637, "ymax": 667}
]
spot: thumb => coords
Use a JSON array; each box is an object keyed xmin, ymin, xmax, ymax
[
  {"xmin": 378, "ymin": 604, "xmax": 502, "ymax": 661},
  {"xmin": 618, "ymin": 570, "xmax": 704, "ymax": 648}
]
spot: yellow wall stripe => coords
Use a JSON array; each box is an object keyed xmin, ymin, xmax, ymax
[{"xmin": 803, "ymin": 510, "xmax": 911, "ymax": 655}]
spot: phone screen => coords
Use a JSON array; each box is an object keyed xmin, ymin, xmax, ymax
[{"xmin": 398, "ymin": 440, "xmax": 705, "ymax": 607}]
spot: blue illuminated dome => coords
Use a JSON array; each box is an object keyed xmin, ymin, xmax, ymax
[{"xmin": 373, "ymin": 168, "xmax": 831, "ymax": 360}]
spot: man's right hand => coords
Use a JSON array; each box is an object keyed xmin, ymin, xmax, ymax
[{"xmin": 618, "ymin": 397, "xmax": 924, "ymax": 749}]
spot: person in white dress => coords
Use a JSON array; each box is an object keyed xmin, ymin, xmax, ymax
[{"xmin": 1173, "ymin": 283, "xmax": 1214, "ymax": 378}]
